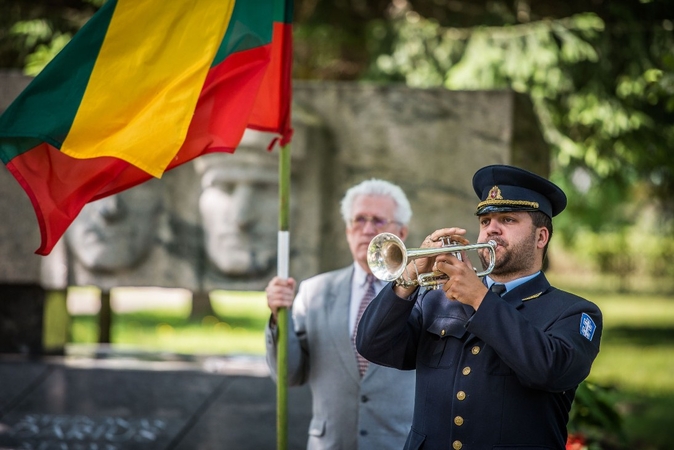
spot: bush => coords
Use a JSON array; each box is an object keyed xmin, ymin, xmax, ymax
[
  {"xmin": 568, "ymin": 381, "xmax": 626, "ymax": 449},
  {"xmin": 569, "ymin": 227, "xmax": 674, "ymax": 289}
]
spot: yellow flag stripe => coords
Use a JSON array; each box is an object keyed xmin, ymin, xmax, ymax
[{"xmin": 61, "ymin": 0, "xmax": 236, "ymax": 178}]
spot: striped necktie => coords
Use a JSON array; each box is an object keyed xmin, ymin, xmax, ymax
[{"xmin": 352, "ymin": 274, "xmax": 376, "ymax": 377}]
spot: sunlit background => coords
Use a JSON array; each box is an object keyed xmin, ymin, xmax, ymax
[{"xmin": 3, "ymin": 1, "xmax": 674, "ymax": 448}]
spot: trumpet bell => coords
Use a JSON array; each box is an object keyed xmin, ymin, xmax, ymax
[{"xmin": 367, "ymin": 232, "xmax": 408, "ymax": 282}]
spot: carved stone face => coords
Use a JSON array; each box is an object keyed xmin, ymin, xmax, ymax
[
  {"xmin": 65, "ymin": 180, "xmax": 163, "ymax": 273},
  {"xmin": 197, "ymin": 150, "xmax": 279, "ymax": 278}
]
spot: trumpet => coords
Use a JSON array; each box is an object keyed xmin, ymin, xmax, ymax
[{"xmin": 367, "ymin": 232, "xmax": 497, "ymax": 288}]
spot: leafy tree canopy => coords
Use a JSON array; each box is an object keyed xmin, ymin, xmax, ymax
[{"xmin": 293, "ymin": 0, "xmax": 674, "ymax": 236}]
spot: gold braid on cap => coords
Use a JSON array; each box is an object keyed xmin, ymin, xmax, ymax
[{"xmin": 476, "ymin": 186, "xmax": 539, "ymax": 211}]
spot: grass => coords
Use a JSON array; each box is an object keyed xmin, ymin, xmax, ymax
[
  {"xmin": 67, "ymin": 288, "xmax": 270, "ymax": 356},
  {"xmin": 62, "ymin": 280, "xmax": 674, "ymax": 449},
  {"xmin": 584, "ymin": 292, "xmax": 674, "ymax": 392},
  {"xmin": 571, "ymin": 290, "xmax": 674, "ymax": 449}
]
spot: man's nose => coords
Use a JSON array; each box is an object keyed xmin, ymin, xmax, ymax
[
  {"xmin": 484, "ymin": 220, "xmax": 501, "ymax": 235},
  {"xmin": 232, "ymin": 184, "xmax": 254, "ymax": 228},
  {"xmin": 361, "ymin": 217, "xmax": 379, "ymax": 234}
]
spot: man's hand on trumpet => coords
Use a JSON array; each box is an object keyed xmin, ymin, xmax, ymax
[
  {"xmin": 393, "ymin": 227, "xmax": 469, "ymax": 298},
  {"xmin": 434, "ymin": 245, "xmax": 489, "ymax": 310}
]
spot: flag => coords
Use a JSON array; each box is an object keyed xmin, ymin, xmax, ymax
[
  {"xmin": 0, "ymin": 0, "xmax": 293, "ymax": 255},
  {"xmin": 248, "ymin": 0, "xmax": 294, "ymax": 146}
]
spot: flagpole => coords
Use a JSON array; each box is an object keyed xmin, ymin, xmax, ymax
[{"xmin": 277, "ymin": 141, "xmax": 291, "ymax": 450}]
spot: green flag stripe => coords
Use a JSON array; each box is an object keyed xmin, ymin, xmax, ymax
[
  {"xmin": 273, "ymin": 0, "xmax": 293, "ymax": 24},
  {"xmin": 212, "ymin": 0, "xmax": 275, "ymax": 66}
]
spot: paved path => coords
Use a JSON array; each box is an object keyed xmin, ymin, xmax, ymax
[{"xmin": 0, "ymin": 353, "xmax": 312, "ymax": 449}]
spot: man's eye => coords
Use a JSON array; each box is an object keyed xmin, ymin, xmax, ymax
[
  {"xmin": 372, "ymin": 218, "xmax": 387, "ymax": 227},
  {"xmin": 213, "ymin": 181, "xmax": 235, "ymax": 193}
]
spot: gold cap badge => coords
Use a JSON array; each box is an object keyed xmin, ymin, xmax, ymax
[
  {"xmin": 476, "ymin": 185, "xmax": 539, "ymax": 213},
  {"xmin": 488, "ymin": 186, "xmax": 502, "ymax": 200}
]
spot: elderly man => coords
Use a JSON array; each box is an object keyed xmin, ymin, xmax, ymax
[
  {"xmin": 265, "ymin": 178, "xmax": 416, "ymax": 450},
  {"xmin": 357, "ymin": 165, "xmax": 602, "ymax": 450}
]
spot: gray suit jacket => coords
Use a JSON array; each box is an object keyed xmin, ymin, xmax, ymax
[{"xmin": 266, "ymin": 266, "xmax": 415, "ymax": 450}]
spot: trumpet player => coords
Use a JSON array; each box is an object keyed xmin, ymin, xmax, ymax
[{"xmin": 356, "ymin": 164, "xmax": 603, "ymax": 450}]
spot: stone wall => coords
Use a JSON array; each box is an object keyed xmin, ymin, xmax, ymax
[
  {"xmin": 0, "ymin": 73, "xmax": 549, "ymax": 292},
  {"xmin": 0, "ymin": 71, "xmax": 43, "ymax": 284},
  {"xmin": 292, "ymin": 82, "xmax": 549, "ymax": 273}
]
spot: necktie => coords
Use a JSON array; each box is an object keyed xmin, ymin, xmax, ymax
[
  {"xmin": 490, "ymin": 283, "xmax": 506, "ymax": 296},
  {"xmin": 353, "ymin": 274, "xmax": 376, "ymax": 377}
]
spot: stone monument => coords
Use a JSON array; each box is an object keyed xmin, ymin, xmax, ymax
[
  {"xmin": 195, "ymin": 130, "xmax": 288, "ymax": 292},
  {"xmin": 1, "ymin": 70, "xmax": 551, "ymax": 350},
  {"xmin": 59, "ymin": 175, "xmax": 199, "ymax": 293},
  {"xmin": 0, "ymin": 71, "xmax": 46, "ymax": 354}
]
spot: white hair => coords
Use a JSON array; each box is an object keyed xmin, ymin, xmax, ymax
[{"xmin": 340, "ymin": 179, "xmax": 412, "ymax": 225}]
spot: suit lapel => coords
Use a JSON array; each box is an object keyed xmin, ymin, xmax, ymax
[
  {"xmin": 502, "ymin": 272, "xmax": 552, "ymax": 308},
  {"xmin": 326, "ymin": 267, "xmax": 361, "ymax": 382}
]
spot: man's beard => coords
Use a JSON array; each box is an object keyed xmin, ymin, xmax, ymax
[{"xmin": 479, "ymin": 228, "xmax": 537, "ymax": 277}]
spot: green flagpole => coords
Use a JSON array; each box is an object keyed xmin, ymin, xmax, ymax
[{"xmin": 277, "ymin": 142, "xmax": 291, "ymax": 450}]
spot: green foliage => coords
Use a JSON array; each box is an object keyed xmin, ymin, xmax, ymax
[
  {"xmin": 567, "ymin": 225, "xmax": 674, "ymax": 290},
  {"xmin": 293, "ymin": 23, "xmax": 368, "ymax": 79},
  {"xmin": 9, "ymin": 19, "xmax": 53, "ymax": 47},
  {"xmin": 569, "ymin": 381, "xmax": 626, "ymax": 448},
  {"xmin": 363, "ymin": 2, "xmax": 674, "ymax": 235},
  {"xmin": 0, "ymin": 0, "xmax": 99, "ymax": 69},
  {"xmin": 23, "ymin": 33, "xmax": 71, "ymax": 76},
  {"xmin": 576, "ymin": 289, "xmax": 674, "ymax": 449},
  {"xmin": 10, "ymin": 17, "xmax": 73, "ymax": 75}
]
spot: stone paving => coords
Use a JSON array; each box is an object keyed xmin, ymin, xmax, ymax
[{"xmin": 0, "ymin": 352, "xmax": 312, "ymax": 450}]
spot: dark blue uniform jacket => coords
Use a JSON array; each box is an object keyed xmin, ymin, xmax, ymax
[{"xmin": 356, "ymin": 272, "xmax": 602, "ymax": 450}]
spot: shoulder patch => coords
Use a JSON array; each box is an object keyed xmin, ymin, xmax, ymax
[{"xmin": 579, "ymin": 312, "xmax": 596, "ymax": 341}]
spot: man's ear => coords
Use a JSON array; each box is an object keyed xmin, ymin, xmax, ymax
[
  {"xmin": 536, "ymin": 226, "xmax": 550, "ymax": 249},
  {"xmin": 398, "ymin": 225, "xmax": 409, "ymax": 242}
]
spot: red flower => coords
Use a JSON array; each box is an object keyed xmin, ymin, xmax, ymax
[{"xmin": 566, "ymin": 433, "xmax": 586, "ymax": 450}]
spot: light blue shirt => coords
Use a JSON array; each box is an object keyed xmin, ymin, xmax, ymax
[{"xmin": 485, "ymin": 272, "xmax": 540, "ymax": 294}]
